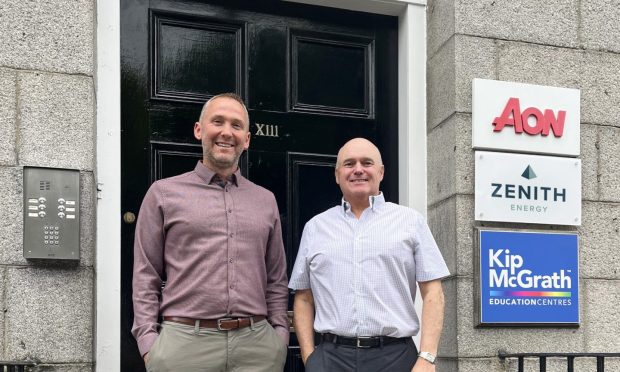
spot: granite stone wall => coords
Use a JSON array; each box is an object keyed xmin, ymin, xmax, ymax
[
  {"xmin": 0, "ymin": 0, "xmax": 95, "ymax": 370},
  {"xmin": 427, "ymin": 0, "xmax": 620, "ymax": 371}
]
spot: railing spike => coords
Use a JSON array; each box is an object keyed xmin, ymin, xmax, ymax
[
  {"xmin": 567, "ymin": 355, "xmax": 574, "ymax": 372},
  {"xmin": 495, "ymin": 352, "xmax": 619, "ymax": 372},
  {"xmin": 539, "ymin": 356, "xmax": 546, "ymax": 372}
]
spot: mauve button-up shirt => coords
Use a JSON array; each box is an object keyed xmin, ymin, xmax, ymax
[{"xmin": 132, "ymin": 161, "xmax": 289, "ymax": 356}]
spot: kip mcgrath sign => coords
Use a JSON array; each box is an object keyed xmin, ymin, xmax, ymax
[
  {"xmin": 475, "ymin": 151, "xmax": 581, "ymax": 225},
  {"xmin": 476, "ymin": 229, "xmax": 579, "ymax": 326}
]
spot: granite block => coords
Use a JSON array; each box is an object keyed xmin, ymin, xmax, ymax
[
  {"xmin": 5, "ymin": 267, "xmax": 94, "ymax": 362},
  {"xmin": 18, "ymin": 71, "xmax": 95, "ymax": 171},
  {"xmin": 0, "ymin": 0, "xmax": 93, "ymax": 74}
]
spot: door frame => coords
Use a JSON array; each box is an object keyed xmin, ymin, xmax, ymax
[{"xmin": 96, "ymin": 0, "xmax": 428, "ymax": 370}]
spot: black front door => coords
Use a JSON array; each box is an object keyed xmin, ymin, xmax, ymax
[{"xmin": 121, "ymin": 1, "xmax": 398, "ymax": 370}]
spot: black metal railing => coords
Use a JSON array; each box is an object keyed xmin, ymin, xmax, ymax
[
  {"xmin": 0, "ymin": 361, "xmax": 36, "ymax": 372},
  {"xmin": 498, "ymin": 352, "xmax": 620, "ymax": 372}
]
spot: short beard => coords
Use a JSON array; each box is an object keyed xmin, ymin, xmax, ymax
[{"xmin": 205, "ymin": 150, "xmax": 242, "ymax": 170}]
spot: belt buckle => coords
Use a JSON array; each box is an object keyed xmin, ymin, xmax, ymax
[
  {"xmin": 356, "ymin": 336, "xmax": 372, "ymax": 348},
  {"xmin": 217, "ymin": 317, "xmax": 234, "ymax": 331}
]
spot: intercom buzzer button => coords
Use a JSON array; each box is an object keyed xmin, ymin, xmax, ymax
[{"xmin": 58, "ymin": 198, "xmax": 66, "ymax": 205}]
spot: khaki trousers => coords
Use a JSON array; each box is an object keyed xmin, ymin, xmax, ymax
[{"xmin": 146, "ymin": 319, "xmax": 287, "ymax": 372}]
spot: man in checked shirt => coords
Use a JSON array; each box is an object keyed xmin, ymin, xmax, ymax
[
  {"xmin": 289, "ymin": 138, "xmax": 450, "ymax": 372},
  {"xmin": 132, "ymin": 93, "xmax": 289, "ymax": 372}
]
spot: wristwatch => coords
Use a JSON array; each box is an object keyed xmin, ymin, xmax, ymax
[{"xmin": 418, "ymin": 351, "xmax": 436, "ymax": 364}]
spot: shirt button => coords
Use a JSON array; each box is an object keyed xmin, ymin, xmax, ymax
[
  {"xmin": 228, "ymin": 209, "xmax": 232, "ymax": 213},
  {"xmin": 229, "ymin": 285, "xmax": 234, "ymax": 289},
  {"xmin": 229, "ymin": 258, "xmax": 233, "ymax": 263},
  {"xmin": 229, "ymin": 233, "xmax": 233, "ymax": 238}
]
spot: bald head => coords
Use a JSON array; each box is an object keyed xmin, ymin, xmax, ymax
[
  {"xmin": 335, "ymin": 138, "xmax": 384, "ymax": 208},
  {"xmin": 336, "ymin": 138, "xmax": 383, "ymax": 169}
]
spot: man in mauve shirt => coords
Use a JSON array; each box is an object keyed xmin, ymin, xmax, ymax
[{"xmin": 132, "ymin": 93, "xmax": 289, "ymax": 372}]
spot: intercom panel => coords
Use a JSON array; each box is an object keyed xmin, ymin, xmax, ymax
[{"xmin": 23, "ymin": 167, "xmax": 80, "ymax": 260}]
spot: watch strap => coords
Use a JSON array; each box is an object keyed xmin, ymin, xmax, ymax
[{"xmin": 418, "ymin": 351, "xmax": 436, "ymax": 364}]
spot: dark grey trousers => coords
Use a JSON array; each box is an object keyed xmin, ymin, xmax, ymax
[{"xmin": 304, "ymin": 338, "xmax": 418, "ymax": 372}]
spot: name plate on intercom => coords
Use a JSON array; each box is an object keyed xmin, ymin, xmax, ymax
[{"xmin": 23, "ymin": 167, "xmax": 80, "ymax": 260}]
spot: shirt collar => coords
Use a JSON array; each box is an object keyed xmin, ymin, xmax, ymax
[
  {"xmin": 210, "ymin": 173, "xmax": 237, "ymax": 187},
  {"xmin": 194, "ymin": 161, "xmax": 240, "ymax": 187},
  {"xmin": 341, "ymin": 192, "xmax": 385, "ymax": 214}
]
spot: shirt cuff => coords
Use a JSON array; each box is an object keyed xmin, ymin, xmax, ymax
[
  {"xmin": 137, "ymin": 332, "xmax": 159, "ymax": 357},
  {"xmin": 288, "ymin": 281, "xmax": 310, "ymax": 291},
  {"xmin": 274, "ymin": 325, "xmax": 290, "ymax": 346},
  {"xmin": 417, "ymin": 269, "xmax": 450, "ymax": 282}
]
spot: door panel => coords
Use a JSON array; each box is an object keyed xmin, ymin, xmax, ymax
[
  {"xmin": 285, "ymin": 152, "xmax": 339, "ymax": 275},
  {"xmin": 121, "ymin": 1, "xmax": 398, "ymax": 371},
  {"xmin": 152, "ymin": 12, "xmax": 245, "ymax": 102},
  {"xmin": 292, "ymin": 31, "xmax": 373, "ymax": 116},
  {"xmin": 150, "ymin": 141, "xmax": 202, "ymax": 181}
]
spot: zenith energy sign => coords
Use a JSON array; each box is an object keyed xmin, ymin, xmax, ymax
[
  {"xmin": 478, "ymin": 229, "xmax": 579, "ymax": 325},
  {"xmin": 492, "ymin": 98, "xmax": 566, "ymax": 137},
  {"xmin": 474, "ymin": 151, "xmax": 581, "ymax": 225}
]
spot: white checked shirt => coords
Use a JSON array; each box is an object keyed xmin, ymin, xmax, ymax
[{"xmin": 289, "ymin": 193, "xmax": 450, "ymax": 338}]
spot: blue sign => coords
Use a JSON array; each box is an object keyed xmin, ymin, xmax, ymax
[{"xmin": 478, "ymin": 229, "xmax": 579, "ymax": 325}]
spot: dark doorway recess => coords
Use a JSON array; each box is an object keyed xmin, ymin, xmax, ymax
[{"xmin": 121, "ymin": 1, "xmax": 398, "ymax": 370}]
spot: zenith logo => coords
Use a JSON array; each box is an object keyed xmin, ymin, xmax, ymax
[
  {"xmin": 491, "ymin": 165, "xmax": 566, "ymax": 202},
  {"xmin": 521, "ymin": 165, "xmax": 537, "ymax": 180}
]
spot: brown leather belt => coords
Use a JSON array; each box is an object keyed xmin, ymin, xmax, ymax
[{"xmin": 163, "ymin": 316, "xmax": 266, "ymax": 330}]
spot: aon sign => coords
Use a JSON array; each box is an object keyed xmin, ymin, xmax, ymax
[
  {"xmin": 472, "ymin": 79, "xmax": 580, "ymax": 156},
  {"xmin": 493, "ymin": 98, "xmax": 565, "ymax": 137}
]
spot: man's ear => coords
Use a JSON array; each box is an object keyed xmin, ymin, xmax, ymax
[
  {"xmin": 243, "ymin": 131, "xmax": 251, "ymax": 150},
  {"xmin": 194, "ymin": 122, "xmax": 202, "ymax": 140}
]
